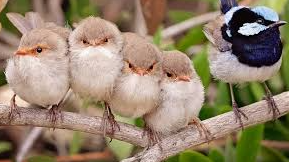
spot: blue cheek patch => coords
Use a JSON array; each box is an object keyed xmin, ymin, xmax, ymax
[
  {"xmin": 238, "ymin": 22, "xmax": 269, "ymax": 36},
  {"xmin": 252, "ymin": 6, "xmax": 279, "ymax": 22}
]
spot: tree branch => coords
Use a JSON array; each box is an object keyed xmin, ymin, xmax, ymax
[
  {"xmin": 122, "ymin": 92, "xmax": 289, "ymax": 162},
  {"xmin": 1, "ymin": 92, "xmax": 289, "ymax": 162}
]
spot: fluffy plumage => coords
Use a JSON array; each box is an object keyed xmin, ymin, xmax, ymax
[
  {"xmin": 5, "ymin": 12, "xmax": 70, "ymax": 107},
  {"xmin": 144, "ymin": 51, "xmax": 204, "ymax": 135},
  {"xmin": 69, "ymin": 16, "xmax": 123, "ymax": 101},
  {"xmin": 109, "ymin": 32, "xmax": 162, "ymax": 118}
]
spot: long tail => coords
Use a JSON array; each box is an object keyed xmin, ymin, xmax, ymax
[{"xmin": 220, "ymin": 0, "xmax": 238, "ymax": 14}]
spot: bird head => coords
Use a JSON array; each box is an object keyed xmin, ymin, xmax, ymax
[
  {"xmin": 122, "ymin": 33, "xmax": 162, "ymax": 77},
  {"xmin": 69, "ymin": 16, "xmax": 123, "ymax": 57},
  {"xmin": 162, "ymin": 51, "xmax": 195, "ymax": 83},
  {"xmin": 224, "ymin": 6, "xmax": 286, "ymax": 38},
  {"xmin": 15, "ymin": 29, "xmax": 67, "ymax": 58}
]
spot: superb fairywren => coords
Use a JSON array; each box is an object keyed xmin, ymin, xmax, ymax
[{"xmin": 203, "ymin": 0, "xmax": 286, "ymax": 128}]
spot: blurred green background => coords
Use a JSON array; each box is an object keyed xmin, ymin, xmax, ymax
[{"xmin": 0, "ymin": 0, "xmax": 289, "ymax": 162}]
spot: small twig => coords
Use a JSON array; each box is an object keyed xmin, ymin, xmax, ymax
[
  {"xmin": 161, "ymin": 11, "xmax": 219, "ymax": 39},
  {"xmin": 134, "ymin": 0, "xmax": 148, "ymax": 36},
  {"xmin": 16, "ymin": 127, "xmax": 43, "ymax": 162}
]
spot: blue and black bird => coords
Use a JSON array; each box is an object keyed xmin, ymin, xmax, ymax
[{"xmin": 203, "ymin": 0, "xmax": 286, "ymax": 128}]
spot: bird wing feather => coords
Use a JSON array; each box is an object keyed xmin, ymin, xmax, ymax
[
  {"xmin": 6, "ymin": 12, "xmax": 32, "ymax": 34},
  {"xmin": 203, "ymin": 15, "xmax": 231, "ymax": 52},
  {"xmin": 25, "ymin": 12, "xmax": 45, "ymax": 29}
]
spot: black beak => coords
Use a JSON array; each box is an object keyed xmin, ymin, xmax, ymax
[{"xmin": 269, "ymin": 21, "xmax": 287, "ymax": 28}]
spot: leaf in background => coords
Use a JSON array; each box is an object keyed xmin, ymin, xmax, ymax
[
  {"xmin": 225, "ymin": 136, "xmax": 235, "ymax": 162},
  {"xmin": 236, "ymin": 124, "xmax": 264, "ymax": 162},
  {"xmin": 27, "ymin": 156, "xmax": 56, "ymax": 162},
  {"xmin": 153, "ymin": 26, "xmax": 162, "ymax": 46},
  {"xmin": 168, "ymin": 10, "xmax": 194, "ymax": 23},
  {"xmin": 281, "ymin": 0, "xmax": 289, "ymax": 90},
  {"xmin": 215, "ymin": 82, "xmax": 230, "ymax": 106},
  {"xmin": 179, "ymin": 150, "xmax": 212, "ymax": 162},
  {"xmin": 0, "ymin": 141, "xmax": 11, "ymax": 154},
  {"xmin": 199, "ymin": 104, "xmax": 215, "ymax": 120},
  {"xmin": 208, "ymin": 148, "xmax": 225, "ymax": 162},
  {"xmin": 258, "ymin": 0, "xmax": 288, "ymax": 13},
  {"xmin": 69, "ymin": 131, "xmax": 83, "ymax": 155},
  {"xmin": 108, "ymin": 116, "xmax": 134, "ymax": 160},
  {"xmin": 176, "ymin": 26, "xmax": 206, "ymax": 52},
  {"xmin": 192, "ymin": 47, "xmax": 211, "ymax": 88},
  {"xmin": 275, "ymin": 120, "xmax": 289, "ymax": 141},
  {"xmin": 259, "ymin": 146, "xmax": 289, "ymax": 162},
  {"xmin": 249, "ymin": 82, "xmax": 265, "ymax": 101}
]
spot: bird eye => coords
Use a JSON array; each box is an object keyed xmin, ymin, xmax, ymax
[
  {"xmin": 149, "ymin": 65, "xmax": 154, "ymax": 70},
  {"xmin": 256, "ymin": 18, "xmax": 264, "ymax": 24},
  {"xmin": 104, "ymin": 38, "xmax": 108, "ymax": 43},
  {"xmin": 128, "ymin": 63, "xmax": 132, "ymax": 68},
  {"xmin": 166, "ymin": 73, "xmax": 172, "ymax": 77},
  {"xmin": 36, "ymin": 47, "xmax": 42, "ymax": 53},
  {"xmin": 82, "ymin": 39, "xmax": 89, "ymax": 45}
]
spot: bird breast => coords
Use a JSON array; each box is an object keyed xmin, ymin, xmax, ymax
[
  {"xmin": 144, "ymin": 79, "xmax": 204, "ymax": 135},
  {"xmin": 5, "ymin": 56, "xmax": 69, "ymax": 107},
  {"xmin": 69, "ymin": 47, "xmax": 123, "ymax": 101},
  {"xmin": 109, "ymin": 74, "xmax": 161, "ymax": 118}
]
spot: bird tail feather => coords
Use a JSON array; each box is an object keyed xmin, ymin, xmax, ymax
[{"xmin": 220, "ymin": 0, "xmax": 238, "ymax": 14}]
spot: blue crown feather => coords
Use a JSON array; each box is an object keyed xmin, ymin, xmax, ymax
[{"xmin": 252, "ymin": 6, "xmax": 279, "ymax": 22}]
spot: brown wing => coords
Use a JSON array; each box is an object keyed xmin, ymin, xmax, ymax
[{"xmin": 203, "ymin": 15, "xmax": 231, "ymax": 52}]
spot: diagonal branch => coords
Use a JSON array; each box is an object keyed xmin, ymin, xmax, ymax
[
  {"xmin": 0, "ymin": 92, "xmax": 289, "ymax": 162},
  {"xmin": 122, "ymin": 92, "xmax": 289, "ymax": 162}
]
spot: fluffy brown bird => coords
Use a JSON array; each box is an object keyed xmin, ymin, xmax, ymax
[
  {"xmin": 69, "ymin": 16, "xmax": 124, "ymax": 135},
  {"xmin": 5, "ymin": 12, "xmax": 70, "ymax": 122},
  {"xmin": 144, "ymin": 51, "xmax": 209, "ymax": 145},
  {"xmin": 109, "ymin": 32, "xmax": 162, "ymax": 119}
]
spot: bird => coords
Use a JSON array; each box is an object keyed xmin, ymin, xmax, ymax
[
  {"xmin": 5, "ymin": 12, "xmax": 70, "ymax": 123},
  {"xmin": 144, "ymin": 50, "xmax": 209, "ymax": 145},
  {"xmin": 69, "ymin": 16, "xmax": 124, "ymax": 135},
  {"xmin": 203, "ymin": 0, "xmax": 287, "ymax": 128},
  {"xmin": 109, "ymin": 32, "xmax": 162, "ymax": 119}
]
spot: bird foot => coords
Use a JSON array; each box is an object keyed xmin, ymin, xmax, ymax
[
  {"xmin": 8, "ymin": 94, "xmax": 20, "ymax": 121},
  {"xmin": 189, "ymin": 117, "xmax": 212, "ymax": 143},
  {"xmin": 143, "ymin": 125, "xmax": 162, "ymax": 150},
  {"xmin": 264, "ymin": 94, "xmax": 280, "ymax": 120},
  {"xmin": 46, "ymin": 104, "xmax": 63, "ymax": 127},
  {"xmin": 101, "ymin": 107, "xmax": 120, "ymax": 141},
  {"xmin": 232, "ymin": 102, "xmax": 248, "ymax": 130}
]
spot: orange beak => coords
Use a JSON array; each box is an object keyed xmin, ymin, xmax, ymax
[
  {"xmin": 15, "ymin": 49, "xmax": 29, "ymax": 56},
  {"xmin": 135, "ymin": 68, "xmax": 148, "ymax": 76},
  {"xmin": 176, "ymin": 75, "xmax": 190, "ymax": 82}
]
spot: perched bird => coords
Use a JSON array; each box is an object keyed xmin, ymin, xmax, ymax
[
  {"xmin": 5, "ymin": 12, "xmax": 70, "ymax": 122},
  {"xmin": 144, "ymin": 51, "xmax": 208, "ymax": 145},
  {"xmin": 69, "ymin": 16, "xmax": 124, "ymax": 134},
  {"xmin": 203, "ymin": 0, "xmax": 287, "ymax": 127},
  {"xmin": 109, "ymin": 32, "xmax": 162, "ymax": 119}
]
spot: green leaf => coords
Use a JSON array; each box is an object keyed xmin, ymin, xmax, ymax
[
  {"xmin": 0, "ymin": 71, "xmax": 6, "ymax": 86},
  {"xmin": 0, "ymin": 141, "xmax": 12, "ymax": 154},
  {"xmin": 259, "ymin": 146, "xmax": 289, "ymax": 162},
  {"xmin": 208, "ymin": 148, "xmax": 225, "ymax": 162},
  {"xmin": 225, "ymin": 137, "xmax": 235, "ymax": 162},
  {"xmin": 215, "ymin": 82, "xmax": 230, "ymax": 106},
  {"xmin": 153, "ymin": 27, "xmax": 162, "ymax": 46},
  {"xmin": 249, "ymin": 82, "xmax": 265, "ymax": 101},
  {"xmin": 275, "ymin": 120, "xmax": 289, "ymax": 141},
  {"xmin": 27, "ymin": 155, "xmax": 56, "ymax": 162},
  {"xmin": 179, "ymin": 150, "xmax": 212, "ymax": 162},
  {"xmin": 168, "ymin": 10, "xmax": 194, "ymax": 23},
  {"xmin": 236, "ymin": 124, "xmax": 264, "ymax": 162},
  {"xmin": 192, "ymin": 47, "xmax": 211, "ymax": 88},
  {"xmin": 176, "ymin": 26, "xmax": 206, "ymax": 52},
  {"xmin": 69, "ymin": 131, "xmax": 83, "ymax": 155}
]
